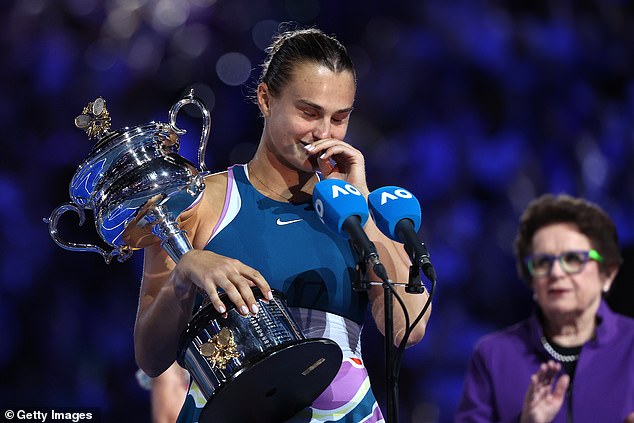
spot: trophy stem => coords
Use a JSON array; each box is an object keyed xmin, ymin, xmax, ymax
[{"xmin": 148, "ymin": 205, "xmax": 193, "ymax": 263}]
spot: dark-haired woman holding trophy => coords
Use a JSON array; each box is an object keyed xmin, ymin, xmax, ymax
[{"xmin": 133, "ymin": 27, "xmax": 431, "ymax": 423}]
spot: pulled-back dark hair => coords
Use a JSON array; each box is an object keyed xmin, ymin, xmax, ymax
[
  {"xmin": 514, "ymin": 194, "xmax": 622, "ymax": 283},
  {"xmin": 256, "ymin": 27, "xmax": 355, "ymax": 99}
]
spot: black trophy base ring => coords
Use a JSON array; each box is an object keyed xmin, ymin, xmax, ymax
[{"xmin": 198, "ymin": 338, "xmax": 342, "ymax": 423}]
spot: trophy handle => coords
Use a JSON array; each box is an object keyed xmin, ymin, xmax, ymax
[
  {"xmin": 169, "ymin": 89, "xmax": 211, "ymax": 174},
  {"xmin": 44, "ymin": 203, "xmax": 132, "ymax": 264}
]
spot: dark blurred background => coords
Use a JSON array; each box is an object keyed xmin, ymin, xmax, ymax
[{"xmin": 1, "ymin": 0, "xmax": 633, "ymax": 422}]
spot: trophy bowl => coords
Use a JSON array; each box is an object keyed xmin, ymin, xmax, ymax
[{"xmin": 46, "ymin": 90, "xmax": 210, "ymax": 263}]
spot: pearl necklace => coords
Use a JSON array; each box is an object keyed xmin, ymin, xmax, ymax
[{"xmin": 540, "ymin": 337, "xmax": 580, "ymax": 363}]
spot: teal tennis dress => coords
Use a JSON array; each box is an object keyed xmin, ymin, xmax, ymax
[{"xmin": 176, "ymin": 164, "xmax": 384, "ymax": 423}]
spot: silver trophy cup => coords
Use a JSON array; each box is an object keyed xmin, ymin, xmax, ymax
[{"xmin": 46, "ymin": 89, "xmax": 209, "ymax": 263}]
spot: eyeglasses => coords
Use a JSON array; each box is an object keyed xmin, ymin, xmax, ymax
[{"xmin": 524, "ymin": 249, "xmax": 604, "ymax": 278}]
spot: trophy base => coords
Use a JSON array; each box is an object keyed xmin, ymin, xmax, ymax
[{"xmin": 198, "ymin": 339, "xmax": 342, "ymax": 423}]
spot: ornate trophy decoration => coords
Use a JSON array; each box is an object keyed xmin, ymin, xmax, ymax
[
  {"xmin": 45, "ymin": 89, "xmax": 210, "ymax": 263},
  {"xmin": 198, "ymin": 327, "xmax": 240, "ymax": 370}
]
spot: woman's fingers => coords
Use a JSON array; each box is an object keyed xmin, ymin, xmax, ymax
[
  {"xmin": 535, "ymin": 360, "xmax": 560, "ymax": 385},
  {"xmin": 310, "ymin": 140, "xmax": 363, "ymax": 167},
  {"xmin": 552, "ymin": 373, "xmax": 570, "ymax": 400},
  {"xmin": 205, "ymin": 288, "xmax": 228, "ymax": 315},
  {"xmin": 245, "ymin": 267, "xmax": 273, "ymax": 301},
  {"xmin": 304, "ymin": 139, "xmax": 367, "ymax": 187},
  {"xmin": 317, "ymin": 153, "xmax": 335, "ymax": 176},
  {"xmin": 216, "ymin": 275, "xmax": 253, "ymax": 316},
  {"xmin": 175, "ymin": 250, "xmax": 272, "ymax": 316},
  {"xmin": 213, "ymin": 262, "xmax": 272, "ymax": 316}
]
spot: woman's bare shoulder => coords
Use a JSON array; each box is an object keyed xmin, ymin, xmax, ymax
[
  {"xmin": 203, "ymin": 170, "xmax": 229, "ymax": 199},
  {"xmin": 178, "ymin": 170, "xmax": 229, "ymax": 249}
]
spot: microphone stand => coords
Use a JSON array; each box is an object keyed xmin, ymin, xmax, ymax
[
  {"xmin": 405, "ymin": 247, "xmax": 425, "ymax": 294},
  {"xmin": 383, "ymin": 276, "xmax": 397, "ymax": 423},
  {"xmin": 351, "ymin": 240, "xmax": 432, "ymax": 423},
  {"xmin": 386, "ymin": 249, "xmax": 422, "ymax": 423},
  {"xmin": 387, "ymin": 247, "xmax": 428, "ymax": 423},
  {"xmin": 352, "ymin": 248, "xmax": 398, "ymax": 423}
]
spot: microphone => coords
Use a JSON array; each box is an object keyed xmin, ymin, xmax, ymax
[
  {"xmin": 312, "ymin": 179, "xmax": 389, "ymax": 283},
  {"xmin": 368, "ymin": 186, "xmax": 436, "ymax": 282}
]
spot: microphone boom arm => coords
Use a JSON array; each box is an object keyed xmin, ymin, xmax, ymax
[
  {"xmin": 395, "ymin": 220, "xmax": 437, "ymax": 284},
  {"xmin": 342, "ymin": 217, "xmax": 389, "ymax": 283}
]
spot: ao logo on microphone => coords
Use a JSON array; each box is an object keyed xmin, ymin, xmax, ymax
[
  {"xmin": 378, "ymin": 188, "xmax": 413, "ymax": 205},
  {"xmin": 314, "ymin": 183, "xmax": 362, "ymax": 220}
]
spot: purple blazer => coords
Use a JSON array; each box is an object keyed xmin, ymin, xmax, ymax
[{"xmin": 455, "ymin": 300, "xmax": 634, "ymax": 423}]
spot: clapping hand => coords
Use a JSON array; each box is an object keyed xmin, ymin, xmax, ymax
[{"xmin": 520, "ymin": 361, "xmax": 570, "ymax": 423}]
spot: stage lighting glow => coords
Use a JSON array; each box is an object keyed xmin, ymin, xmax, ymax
[{"xmin": 216, "ymin": 52, "xmax": 252, "ymax": 86}]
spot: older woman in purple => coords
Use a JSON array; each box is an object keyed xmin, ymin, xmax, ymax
[{"xmin": 456, "ymin": 194, "xmax": 634, "ymax": 423}]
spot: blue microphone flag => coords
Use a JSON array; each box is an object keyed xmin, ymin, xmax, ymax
[
  {"xmin": 368, "ymin": 186, "xmax": 421, "ymax": 241},
  {"xmin": 312, "ymin": 179, "xmax": 369, "ymax": 238}
]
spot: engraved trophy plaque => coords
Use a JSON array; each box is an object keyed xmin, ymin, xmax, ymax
[{"xmin": 45, "ymin": 89, "xmax": 210, "ymax": 263}]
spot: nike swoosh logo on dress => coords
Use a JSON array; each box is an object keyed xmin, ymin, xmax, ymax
[{"xmin": 276, "ymin": 218, "xmax": 303, "ymax": 226}]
